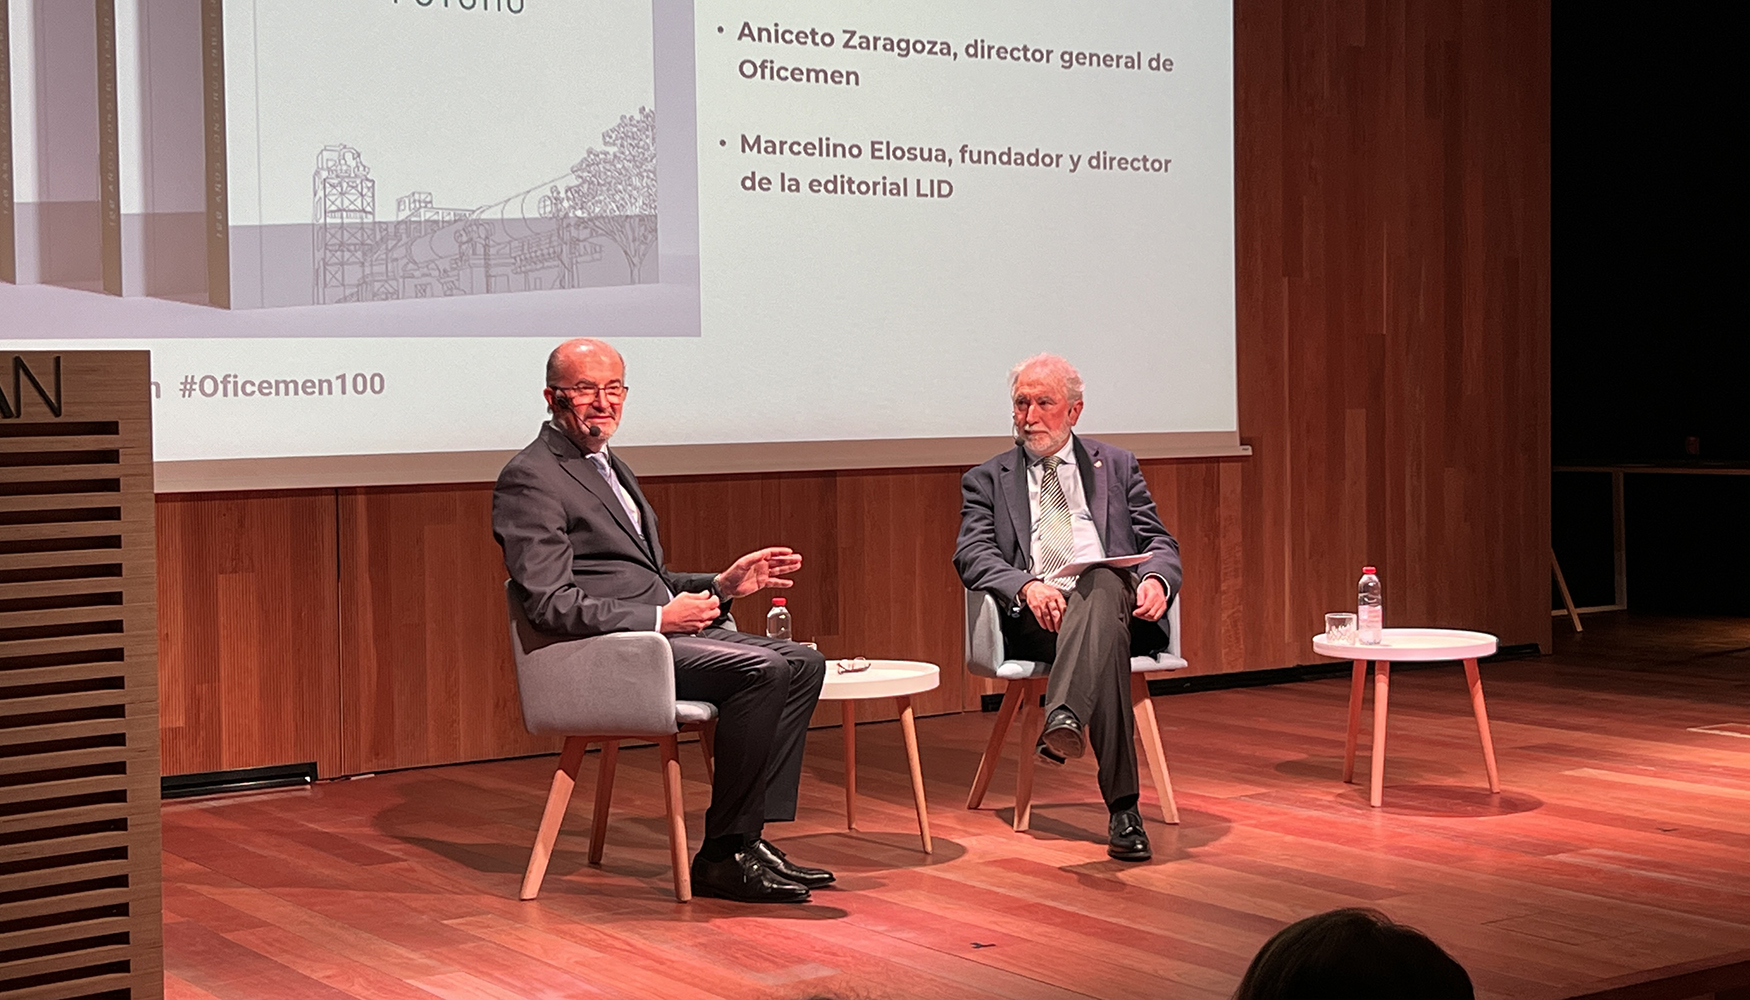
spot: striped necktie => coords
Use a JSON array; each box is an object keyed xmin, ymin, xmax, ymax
[{"xmin": 1036, "ymin": 456, "xmax": 1077, "ymax": 591}]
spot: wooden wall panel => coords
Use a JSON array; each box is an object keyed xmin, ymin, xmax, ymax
[
  {"xmin": 156, "ymin": 490, "xmax": 341, "ymax": 776},
  {"xmin": 337, "ymin": 485, "xmax": 557, "ymax": 772},
  {"xmin": 641, "ymin": 467, "xmax": 968, "ymax": 722},
  {"xmin": 150, "ymin": 0, "xmax": 1549, "ymax": 775},
  {"xmin": 1, "ymin": 351, "xmax": 163, "ymax": 1000},
  {"xmin": 1225, "ymin": 0, "xmax": 1553, "ymax": 670}
]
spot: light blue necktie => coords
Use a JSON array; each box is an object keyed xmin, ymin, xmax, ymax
[{"xmin": 587, "ymin": 452, "xmax": 642, "ymax": 534}]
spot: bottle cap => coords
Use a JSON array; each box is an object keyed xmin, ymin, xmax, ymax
[
  {"xmin": 771, "ymin": 598, "xmax": 787, "ymax": 606},
  {"xmin": 1362, "ymin": 566, "xmax": 1376, "ymax": 574}
]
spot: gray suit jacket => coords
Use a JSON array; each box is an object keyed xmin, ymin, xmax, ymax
[
  {"xmin": 494, "ymin": 423, "xmax": 719, "ymax": 636},
  {"xmin": 953, "ymin": 434, "xmax": 1182, "ymax": 646}
]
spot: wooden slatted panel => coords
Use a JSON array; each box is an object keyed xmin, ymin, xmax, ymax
[{"xmin": 1, "ymin": 351, "xmax": 161, "ymax": 1000}]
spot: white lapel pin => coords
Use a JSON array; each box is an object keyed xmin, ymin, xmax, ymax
[{"xmin": 1094, "ymin": 460, "xmax": 1102, "ymax": 468}]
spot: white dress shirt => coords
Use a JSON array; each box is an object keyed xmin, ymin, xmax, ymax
[
  {"xmin": 1027, "ymin": 439, "xmax": 1106, "ymax": 576},
  {"xmin": 1024, "ymin": 438, "xmax": 1171, "ymax": 602}
]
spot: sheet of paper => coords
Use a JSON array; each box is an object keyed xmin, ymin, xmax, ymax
[{"xmin": 1047, "ymin": 553, "xmax": 1151, "ymax": 580}]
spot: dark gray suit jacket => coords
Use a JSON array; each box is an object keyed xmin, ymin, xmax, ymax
[
  {"xmin": 953, "ymin": 434, "xmax": 1182, "ymax": 646},
  {"xmin": 494, "ymin": 423, "xmax": 718, "ymax": 636}
]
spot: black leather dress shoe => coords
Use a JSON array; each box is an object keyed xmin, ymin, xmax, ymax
[
  {"xmin": 1039, "ymin": 707, "xmax": 1086, "ymax": 761},
  {"xmin": 750, "ymin": 839, "xmax": 835, "ymax": 889},
  {"xmin": 691, "ymin": 849, "xmax": 811, "ymax": 903},
  {"xmin": 1107, "ymin": 808, "xmax": 1152, "ymax": 862}
]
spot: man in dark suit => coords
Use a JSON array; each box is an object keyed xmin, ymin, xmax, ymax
[
  {"xmin": 493, "ymin": 338, "xmax": 831, "ymax": 903},
  {"xmin": 954, "ymin": 353, "xmax": 1182, "ymax": 861}
]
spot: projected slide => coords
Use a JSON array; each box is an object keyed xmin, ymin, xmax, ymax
[
  {"xmin": 214, "ymin": 0, "xmax": 668, "ymax": 310},
  {"xmin": 4, "ymin": 0, "xmax": 1236, "ymax": 483}
]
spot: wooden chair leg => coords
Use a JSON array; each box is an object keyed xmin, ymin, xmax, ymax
[
  {"xmin": 697, "ymin": 720, "xmax": 716, "ymax": 785},
  {"xmin": 588, "ymin": 740, "xmax": 619, "ymax": 865},
  {"xmin": 967, "ymin": 681, "xmax": 1024, "ymax": 810},
  {"xmin": 521, "ymin": 736, "xmax": 588, "ymax": 900},
  {"xmin": 1342, "ymin": 660, "xmax": 1367, "ymax": 783},
  {"xmin": 658, "ymin": 735, "xmax": 691, "ymax": 902},
  {"xmin": 1370, "ymin": 662, "xmax": 1391, "ymax": 807},
  {"xmin": 1130, "ymin": 674, "xmax": 1180, "ymax": 825},
  {"xmin": 842, "ymin": 701, "xmax": 858, "ymax": 831},
  {"xmin": 1463, "ymin": 658, "xmax": 1502, "ymax": 793},
  {"xmin": 1013, "ymin": 679, "xmax": 1043, "ymax": 832},
  {"xmin": 897, "ymin": 696, "xmax": 933, "ymax": 853}
]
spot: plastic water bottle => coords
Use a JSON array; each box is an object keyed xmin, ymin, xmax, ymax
[
  {"xmin": 1357, "ymin": 567, "xmax": 1382, "ymax": 645},
  {"xmin": 765, "ymin": 597, "xmax": 792, "ymax": 640}
]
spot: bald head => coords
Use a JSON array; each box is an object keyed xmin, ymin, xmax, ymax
[{"xmin": 546, "ymin": 338, "xmax": 625, "ymax": 388}]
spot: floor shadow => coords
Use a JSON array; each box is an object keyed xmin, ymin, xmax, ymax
[
  {"xmin": 691, "ymin": 901, "xmax": 851, "ymax": 921},
  {"xmin": 1275, "ymin": 753, "xmax": 1470, "ymax": 783},
  {"xmin": 767, "ymin": 829, "xmax": 968, "ymax": 874},
  {"xmin": 1336, "ymin": 783, "xmax": 1544, "ymax": 818},
  {"xmin": 394, "ymin": 835, "xmax": 528, "ymax": 875},
  {"xmin": 991, "ymin": 803, "xmax": 1233, "ymax": 863}
]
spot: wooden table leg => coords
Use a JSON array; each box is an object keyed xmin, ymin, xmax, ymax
[
  {"xmin": 1370, "ymin": 661, "xmax": 1390, "ymax": 807},
  {"xmin": 1464, "ymin": 657, "xmax": 1502, "ymax": 793},
  {"xmin": 1342, "ymin": 660, "xmax": 1367, "ymax": 784},
  {"xmin": 897, "ymin": 696, "xmax": 933, "ymax": 854},
  {"xmin": 842, "ymin": 701, "xmax": 858, "ymax": 831}
]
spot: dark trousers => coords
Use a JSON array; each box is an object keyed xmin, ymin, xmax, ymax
[
  {"xmin": 1001, "ymin": 567, "xmax": 1164, "ymax": 810},
  {"xmin": 668, "ymin": 628, "xmax": 826, "ymax": 840}
]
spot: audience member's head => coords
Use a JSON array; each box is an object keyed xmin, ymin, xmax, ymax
[{"xmin": 1234, "ymin": 908, "xmax": 1474, "ymax": 1000}]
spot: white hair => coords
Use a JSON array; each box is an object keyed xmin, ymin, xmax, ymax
[{"xmin": 1008, "ymin": 353, "xmax": 1084, "ymax": 403}]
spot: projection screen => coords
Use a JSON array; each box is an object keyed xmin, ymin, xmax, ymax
[{"xmin": 3, "ymin": 0, "xmax": 1239, "ymax": 490}]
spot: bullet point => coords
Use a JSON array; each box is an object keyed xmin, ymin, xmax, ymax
[
  {"xmin": 717, "ymin": 25, "xmax": 724, "ymax": 33},
  {"xmin": 719, "ymin": 139, "xmax": 726, "ymax": 146}
]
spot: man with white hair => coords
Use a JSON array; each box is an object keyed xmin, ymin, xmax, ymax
[
  {"xmin": 494, "ymin": 338, "xmax": 831, "ymax": 903},
  {"xmin": 953, "ymin": 353, "xmax": 1183, "ymax": 860}
]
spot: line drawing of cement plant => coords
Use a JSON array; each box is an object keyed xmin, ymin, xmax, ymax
[{"xmin": 312, "ymin": 107, "xmax": 657, "ymax": 305}]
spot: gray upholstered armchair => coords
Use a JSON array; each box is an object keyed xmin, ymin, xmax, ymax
[
  {"xmin": 506, "ymin": 584, "xmax": 718, "ymax": 902},
  {"xmin": 963, "ymin": 589, "xmax": 1186, "ymax": 831}
]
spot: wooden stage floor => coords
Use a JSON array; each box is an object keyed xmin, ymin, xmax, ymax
[{"xmin": 162, "ymin": 614, "xmax": 1750, "ymax": 1000}]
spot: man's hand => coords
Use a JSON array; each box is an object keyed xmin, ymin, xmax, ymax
[
  {"xmin": 1022, "ymin": 580, "xmax": 1068, "ymax": 632},
  {"xmin": 1133, "ymin": 577, "xmax": 1167, "ymax": 622},
  {"xmin": 659, "ymin": 591, "xmax": 721, "ymax": 634},
  {"xmin": 715, "ymin": 546, "xmax": 803, "ymax": 599}
]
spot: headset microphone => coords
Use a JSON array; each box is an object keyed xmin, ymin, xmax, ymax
[{"xmin": 551, "ymin": 388, "xmax": 605, "ymax": 438}]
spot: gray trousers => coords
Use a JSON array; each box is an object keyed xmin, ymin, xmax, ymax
[{"xmin": 1001, "ymin": 567, "xmax": 1157, "ymax": 810}]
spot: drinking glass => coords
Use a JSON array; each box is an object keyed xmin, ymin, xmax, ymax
[{"xmin": 1325, "ymin": 613, "xmax": 1357, "ymax": 644}]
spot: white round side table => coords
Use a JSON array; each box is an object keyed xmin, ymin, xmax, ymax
[
  {"xmin": 1311, "ymin": 628, "xmax": 1502, "ymax": 807},
  {"xmin": 818, "ymin": 659, "xmax": 939, "ymax": 853}
]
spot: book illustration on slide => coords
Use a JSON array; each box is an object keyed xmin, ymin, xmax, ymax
[
  {"xmin": 309, "ymin": 108, "xmax": 658, "ymax": 306},
  {"xmin": 204, "ymin": 0, "xmax": 679, "ymax": 313}
]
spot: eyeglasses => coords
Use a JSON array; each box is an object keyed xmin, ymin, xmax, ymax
[{"xmin": 550, "ymin": 381, "xmax": 629, "ymax": 404}]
